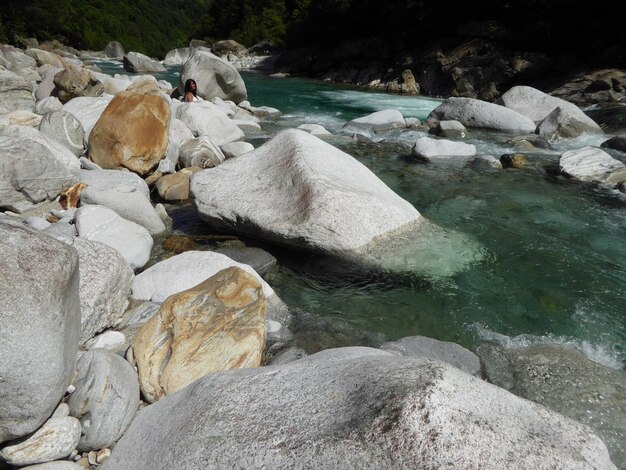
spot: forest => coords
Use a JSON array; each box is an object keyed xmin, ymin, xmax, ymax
[{"xmin": 1, "ymin": 0, "xmax": 624, "ymax": 67}]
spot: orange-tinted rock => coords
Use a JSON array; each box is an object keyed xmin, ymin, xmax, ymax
[
  {"xmin": 59, "ymin": 182, "xmax": 87, "ymax": 209},
  {"xmin": 155, "ymin": 172, "xmax": 190, "ymax": 201},
  {"xmin": 87, "ymin": 85, "xmax": 170, "ymax": 176},
  {"xmin": 131, "ymin": 267, "xmax": 266, "ymax": 402}
]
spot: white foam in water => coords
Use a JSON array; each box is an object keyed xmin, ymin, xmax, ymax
[
  {"xmin": 472, "ymin": 323, "xmax": 624, "ymax": 370},
  {"xmin": 319, "ymin": 90, "xmax": 442, "ymax": 121}
]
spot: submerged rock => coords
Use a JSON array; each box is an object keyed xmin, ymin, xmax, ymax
[
  {"xmin": 0, "ymin": 223, "xmax": 80, "ymax": 443},
  {"xmin": 132, "ymin": 267, "xmax": 266, "ymax": 403},
  {"xmin": 101, "ymin": 347, "xmax": 615, "ymax": 470}
]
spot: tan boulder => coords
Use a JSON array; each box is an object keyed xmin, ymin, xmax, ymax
[
  {"xmin": 155, "ymin": 171, "xmax": 190, "ymax": 201},
  {"xmin": 53, "ymin": 65, "xmax": 104, "ymax": 103},
  {"xmin": 88, "ymin": 86, "xmax": 170, "ymax": 175},
  {"xmin": 132, "ymin": 267, "xmax": 266, "ymax": 402}
]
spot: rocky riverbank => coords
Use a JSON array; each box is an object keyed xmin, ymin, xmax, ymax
[{"xmin": 1, "ymin": 38, "xmax": 625, "ymax": 469}]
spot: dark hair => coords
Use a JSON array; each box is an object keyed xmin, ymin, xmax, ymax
[{"xmin": 184, "ymin": 79, "xmax": 197, "ymax": 97}]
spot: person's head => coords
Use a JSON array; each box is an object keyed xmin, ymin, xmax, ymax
[{"xmin": 184, "ymin": 78, "xmax": 197, "ymax": 96}]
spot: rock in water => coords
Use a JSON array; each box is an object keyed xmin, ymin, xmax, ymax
[
  {"xmin": 100, "ymin": 347, "xmax": 615, "ymax": 470},
  {"xmin": 0, "ymin": 222, "xmax": 80, "ymax": 443},
  {"xmin": 88, "ymin": 82, "xmax": 170, "ymax": 175},
  {"xmin": 411, "ymin": 136, "xmax": 476, "ymax": 161},
  {"xmin": 499, "ymin": 85, "xmax": 603, "ymax": 132},
  {"xmin": 427, "ymin": 97, "xmax": 536, "ymax": 134},
  {"xmin": 559, "ymin": 146, "xmax": 626, "ymax": 186},
  {"xmin": 132, "ymin": 267, "xmax": 266, "ymax": 403},
  {"xmin": 104, "ymin": 41, "xmax": 125, "ymax": 59},
  {"xmin": 179, "ymin": 50, "xmax": 247, "ymax": 104},
  {"xmin": 68, "ymin": 349, "xmax": 140, "ymax": 451},
  {"xmin": 191, "ymin": 129, "xmax": 486, "ymax": 276},
  {"xmin": 343, "ymin": 109, "xmax": 407, "ymax": 133},
  {"xmin": 538, "ymin": 106, "xmax": 604, "ymax": 142}
]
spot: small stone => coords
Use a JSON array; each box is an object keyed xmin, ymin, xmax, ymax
[
  {"xmin": 87, "ymin": 451, "xmax": 97, "ymax": 466},
  {"xmin": 76, "ymin": 456, "xmax": 89, "ymax": 468},
  {"xmin": 51, "ymin": 403, "xmax": 70, "ymax": 419},
  {"xmin": 96, "ymin": 449, "xmax": 111, "ymax": 464},
  {"xmin": 66, "ymin": 385, "xmax": 76, "ymax": 394},
  {"xmin": 144, "ymin": 171, "xmax": 163, "ymax": 187}
]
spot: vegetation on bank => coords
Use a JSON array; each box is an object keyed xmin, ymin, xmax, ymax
[{"xmin": 1, "ymin": 0, "xmax": 624, "ymax": 68}]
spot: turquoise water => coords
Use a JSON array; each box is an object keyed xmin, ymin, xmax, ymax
[{"xmin": 94, "ymin": 61, "xmax": 626, "ymax": 369}]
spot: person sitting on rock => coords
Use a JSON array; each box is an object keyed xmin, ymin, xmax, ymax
[{"xmin": 183, "ymin": 78, "xmax": 202, "ymax": 102}]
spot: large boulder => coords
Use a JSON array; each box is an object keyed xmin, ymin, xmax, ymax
[
  {"xmin": 179, "ymin": 50, "xmax": 247, "ymax": 104},
  {"xmin": 104, "ymin": 41, "xmax": 125, "ymax": 59},
  {"xmin": 74, "ymin": 205, "xmax": 153, "ymax": 270},
  {"xmin": 0, "ymin": 69, "xmax": 35, "ymax": 114},
  {"xmin": 25, "ymin": 49, "xmax": 66, "ymax": 68},
  {"xmin": 101, "ymin": 347, "xmax": 615, "ymax": 470},
  {"xmin": 427, "ymin": 97, "xmax": 536, "ymax": 134},
  {"xmin": 0, "ymin": 126, "xmax": 78, "ymax": 212},
  {"xmin": 559, "ymin": 146, "xmax": 626, "ymax": 186},
  {"xmin": 122, "ymin": 52, "xmax": 166, "ymax": 73},
  {"xmin": 132, "ymin": 267, "xmax": 266, "ymax": 403},
  {"xmin": 176, "ymin": 102, "xmax": 244, "ymax": 146},
  {"xmin": 88, "ymin": 83, "xmax": 170, "ymax": 175},
  {"xmin": 191, "ymin": 129, "xmax": 419, "ymax": 260},
  {"xmin": 34, "ymin": 96, "xmax": 63, "ymax": 115},
  {"xmin": 38, "ymin": 111, "xmax": 85, "ymax": 157},
  {"xmin": 0, "ymin": 223, "xmax": 80, "ymax": 443},
  {"xmin": 59, "ymin": 237, "xmax": 133, "ymax": 344},
  {"xmin": 53, "ymin": 65, "xmax": 104, "ymax": 103},
  {"xmin": 499, "ymin": 86, "xmax": 603, "ymax": 130},
  {"xmin": 68, "ymin": 349, "xmax": 140, "ymax": 451}
]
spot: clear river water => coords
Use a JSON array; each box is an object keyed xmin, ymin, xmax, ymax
[{"xmin": 97, "ymin": 60, "xmax": 625, "ymax": 369}]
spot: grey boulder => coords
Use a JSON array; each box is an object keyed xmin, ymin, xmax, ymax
[
  {"xmin": 122, "ymin": 52, "xmax": 165, "ymax": 73},
  {"xmin": 538, "ymin": 106, "xmax": 604, "ymax": 141},
  {"xmin": 0, "ymin": 223, "xmax": 80, "ymax": 443},
  {"xmin": 59, "ymin": 237, "xmax": 133, "ymax": 344},
  {"xmin": 179, "ymin": 50, "xmax": 247, "ymax": 104},
  {"xmin": 0, "ymin": 126, "xmax": 78, "ymax": 212},
  {"xmin": 77, "ymin": 169, "xmax": 150, "ymax": 199},
  {"xmin": 62, "ymin": 95, "xmax": 112, "ymax": 142},
  {"xmin": 428, "ymin": 97, "xmax": 536, "ymax": 134},
  {"xmin": 68, "ymin": 349, "xmax": 140, "ymax": 451},
  {"xmin": 343, "ymin": 109, "xmax": 407, "ymax": 133},
  {"xmin": 411, "ymin": 136, "xmax": 476, "ymax": 161},
  {"xmin": 101, "ymin": 347, "xmax": 615, "ymax": 470},
  {"xmin": 38, "ymin": 110, "xmax": 85, "ymax": 157},
  {"xmin": 104, "ymin": 41, "xmax": 125, "ymax": 59},
  {"xmin": 34, "ymin": 96, "xmax": 63, "ymax": 115},
  {"xmin": 0, "ymin": 68, "xmax": 35, "ymax": 114},
  {"xmin": 176, "ymin": 102, "xmax": 244, "ymax": 146}
]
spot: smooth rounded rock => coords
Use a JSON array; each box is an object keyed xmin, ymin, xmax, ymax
[
  {"xmin": 34, "ymin": 96, "xmax": 63, "ymax": 115},
  {"xmin": 178, "ymin": 136, "xmax": 225, "ymax": 168},
  {"xmin": 122, "ymin": 52, "xmax": 165, "ymax": 73},
  {"xmin": 343, "ymin": 109, "xmax": 406, "ymax": 133},
  {"xmin": 538, "ymin": 106, "xmax": 604, "ymax": 142},
  {"xmin": 411, "ymin": 136, "xmax": 476, "ymax": 161},
  {"xmin": 0, "ymin": 417, "xmax": 81, "ymax": 466},
  {"xmin": 179, "ymin": 50, "xmax": 247, "ymax": 103},
  {"xmin": 560, "ymin": 146, "xmax": 626, "ymax": 185},
  {"xmin": 220, "ymin": 141, "xmax": 254, "ymax": 159},
  {"xmin": 104, "ymin": 41, "xmax": 125, "ymax": 59},
  {"xmin": 62, "ymin": 96, "xmax": 112, "ymax": 142},
  {"xmin": 74, "ymin": 205, "xmax": 153, "ymax": 270},
  {"xmin": 428, "ymin": 97, "xmax": 536, "ymax": 134},
  {"xmin": 176, "ymin": 102, "xmax": 244, "ymax": 146},
  {"xmin": 68, "ymin": 349, "xmax": 140, "ymax": 451}
]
